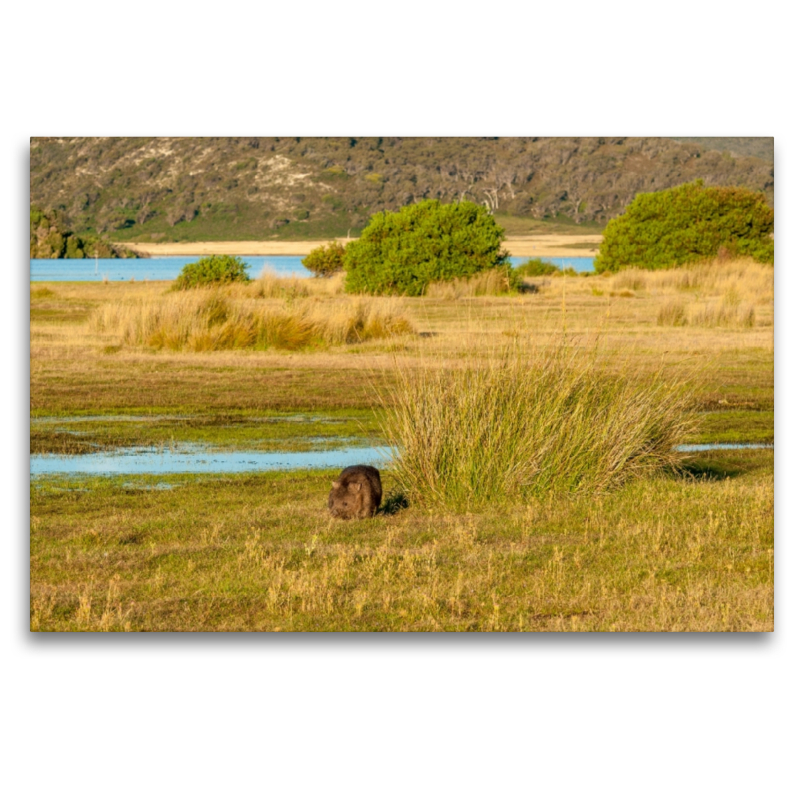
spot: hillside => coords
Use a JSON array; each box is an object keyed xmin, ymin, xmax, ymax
[
  {"xmin": 30, "ymin": 137, "xmax": 774, "ymax": 243},
  {"xmin": 670, "ymin": 137, "xmax": 774, "ymax": 163}
]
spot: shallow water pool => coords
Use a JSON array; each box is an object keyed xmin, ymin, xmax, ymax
[
  {"xmin": 29, "ymin": 441, "xmax": 772, "ymax": 478},
  {"xmin": 30, "ymin": 444, "xmax": 390, "ymax": 476}
]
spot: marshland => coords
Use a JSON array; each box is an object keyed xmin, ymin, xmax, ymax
[{"xmin": 30, "ymin": 255, "xmax": 774, "ymax": 631}]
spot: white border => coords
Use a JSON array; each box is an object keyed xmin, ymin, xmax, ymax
[{"xmin": 5, "ymin": 4, "xmax": 797, "ymax": 799}]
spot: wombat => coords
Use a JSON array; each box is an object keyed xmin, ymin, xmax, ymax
[{"xmin": 328, "ymin": 465, "xmax": 382, "ymax": 519}]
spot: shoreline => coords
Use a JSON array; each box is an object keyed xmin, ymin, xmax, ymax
[{"xmin": 113, "ymin": 234, "xmax": 602, "ymax": 259}]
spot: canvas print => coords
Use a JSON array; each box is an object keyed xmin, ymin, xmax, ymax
[{"xmin": 29, "ymin": 137, "xmax": 774, "ymax": 631}]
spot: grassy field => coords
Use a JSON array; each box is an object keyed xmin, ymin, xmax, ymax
[{"xmin": 30, "ymin": 258, "xmax": 774, "ymax": 631}]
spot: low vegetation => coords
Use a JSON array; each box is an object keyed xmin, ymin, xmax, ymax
[
  {"xmin": 302, "ymin": 241, "xmax": 346, "ymax": 277},
  {"xmin": 595, "ymin": 180, "xmax": 774, "ymax": 272},
  {"xmin": 426, "ymin": 267, "xmax": 521, "ymax": 299},
  {"xmin": 343, "ymin": 200, "xmax": 510, "ymax": 296},
  {"xmin": 514, "ymin": 258, "xmax": 561, "ymax": 277},
  {"xmin": 90, "ymin": 290, "xmax": 414, "ymax": 351},
  {"xmin": 173, "ymin": 255, "xmax": 251, "ymax": 289}
]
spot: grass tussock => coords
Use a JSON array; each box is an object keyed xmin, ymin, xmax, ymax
[
  {"xmin": 426, "ymin": 268, "xmax": 518, "ymax": 299},
  {"xmin": 657, "ymin": 287, "xmax": 755, "ymax": 328},
  {"xmin": 688, "ymin": 286, "xmax": 755, "ymax": 328},
  {"xmin": 612, "ymin": 271, "xmax": 646, "ymax": 291},
  {"xmin": 238, "ymin": 268, "xmax": 345, "ymax": 300},
  {"xmin": 380, "ymin": 339, "xmax": 695, "ymax": 509},
  {"xmin": 90, "ymin": 291, "xmax": 414, "ymax": 352},
  {"xmin": 622, "ymin": 258, "xmax": 772, "ymax": 305},
  {"xmin": 657, "ymin": 300, "xmax": 688, "ymax": 326}
]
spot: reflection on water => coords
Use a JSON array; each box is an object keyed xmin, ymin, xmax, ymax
[{"xmin": 30, "ymin": 445, "xmax": 390, "ymax": 476}]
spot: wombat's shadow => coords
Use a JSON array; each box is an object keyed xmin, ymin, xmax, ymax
[{"xmin": 378, "ymin": 489, "xmax": 409, "ymax": 516}]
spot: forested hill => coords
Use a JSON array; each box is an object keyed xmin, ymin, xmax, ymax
[{"xmin": 30, "ymin": 137, "xmax": 774, "ymax": 242}]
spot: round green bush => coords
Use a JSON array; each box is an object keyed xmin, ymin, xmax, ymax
[
  {"xmin": 343, "ymin": 199, "xmax": 509, "ymax": 296},
  {"xmin": 173, "ymin": 255, "xmax": 251, "ymax": 289},
  {"xmin": 302, "ymin": 241, "xmax": 346, "ymax": 277},
  {"xmin": 514, "ymin": 258, "xmax": 560, "ymax": 277},
  {"xmin": 594, "ymin": 180, "xmax": 774, "ymax": 273}
]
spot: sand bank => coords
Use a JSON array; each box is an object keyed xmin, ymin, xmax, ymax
[{"xmin": 116, "ymin": 234, "xmax": 602, "ymax": 259}]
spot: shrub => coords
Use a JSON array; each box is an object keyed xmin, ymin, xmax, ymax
[
  {"xmin": 173, "ymin": 255, "xmax": 251, "ymax": 290},
  {"xmin": 302, "ymin": 241, "xmax": 346, "ymax": 277},
  {"xmin": 594, "ymin": 180, "xmax": 774, "ymax": 272},
  {"xmin": 343, "ymin": 199, "xmax": 509, "ymax": 296},
  {"xmin": 514, "ymin": 258, "xmax": 560, "ymax": 277}
]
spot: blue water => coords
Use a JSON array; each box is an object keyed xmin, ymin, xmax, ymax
[
  {"xmin": 30, "ymin": 255, "xmax": 313, "ymax": 283},
  {"xmin": 674, "ymin": 443, "xmax": 773, "ymax": 452},
  {"xmin": 30, "ymin": 445, "xmax": 390, "ymax": 476},
  {"xmin": 30, "ymin": 255, "xmax": 595, "ymax": 282},
  {"xmin": 29, "ymin": 440, "xmax": 772, "ymax": 478}
]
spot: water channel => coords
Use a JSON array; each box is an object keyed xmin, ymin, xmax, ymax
[
  {"xmin": 29, "ymin": 255, "xmax": 597, "ymax": 282},
  {"xmin": 29, "ymin": 442, "xmax": 772, "ymax": 478}
]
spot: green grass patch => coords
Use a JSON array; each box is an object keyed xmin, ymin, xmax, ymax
[
  {"xmin": 30, "ymin": 410, "xmax": 384, "ymax": 454},
  {"xmin": 30, "ymin": 451, "xmax": 773, "ymax": 632},
  {"xmin": 690, "ymin": 410, "xmax": 773, "ymax": 444}
]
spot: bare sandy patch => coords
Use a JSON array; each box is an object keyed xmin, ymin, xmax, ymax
[{"xmin": 115, "ymin": 234, "xmax": 603, "ymax": 259}]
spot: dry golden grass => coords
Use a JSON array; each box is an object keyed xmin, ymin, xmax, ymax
[
  {"xmin": 30, "ymin": 255, "xmax": 773, "ymax": 415},
  {"xmin": 232, "ymin": 268, "xmax": 345, "ymax": 300},
  {"xmin": 606, "ymin": 259, "xmax": 771, "ymax": 329},
  {"xmin": 426, "ymin": 268, "xmax": 518, "ymax": 299},
  {"xmin": 89, "ymin": 289, "xmax": 414, "ymax": 352},
  {"xmin": 657, "ymin": 300, "xmax": 688, "ymax": 327}
]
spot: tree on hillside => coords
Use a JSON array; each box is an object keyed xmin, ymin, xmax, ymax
[
  {"xmin": 594, "ymin": 181, "xmax": 774, "ymax": 272},
  {"xmin": 343, "ymin": 200, "xmax": 510, "ymax": 296}
]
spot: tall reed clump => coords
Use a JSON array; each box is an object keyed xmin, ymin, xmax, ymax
[
  {"xmin": 380, "ymin": 341, "xmax": 695, "ymax": 509},
  {"xmin": 90, "ymin": 291, "xmax": 414, "ymax": 351}
]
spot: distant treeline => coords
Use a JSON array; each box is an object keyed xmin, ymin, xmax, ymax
[
  {"xmin": 29, "ymin": 137, "xmax": 774, "ymax": 243},
  {"xmin": 30, "ymin": 206, "xmax": 138, "ymax": 259}
]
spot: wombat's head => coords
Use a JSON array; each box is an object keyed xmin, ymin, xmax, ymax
[{"xmin": 328, "ymin": 479, "xmax": 368, "ymax": 519}]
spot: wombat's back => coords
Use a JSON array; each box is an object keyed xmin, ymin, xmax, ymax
[{"xmin": 328, "ymin": 465, "xmax": 382, "ymax": 519}]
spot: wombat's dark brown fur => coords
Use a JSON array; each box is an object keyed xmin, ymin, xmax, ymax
[{"xmin": 328, "ymin": 465, "xmax": 382, "ymax": 519}]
